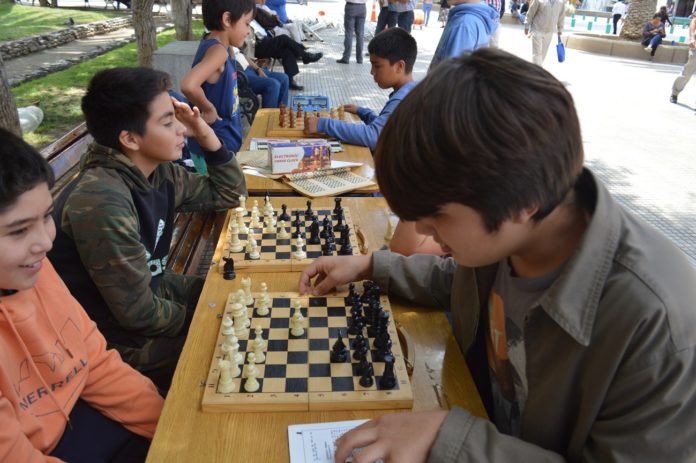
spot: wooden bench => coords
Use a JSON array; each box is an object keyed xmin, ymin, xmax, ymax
[{"xmin": 43, "ymin": 124, "xmax": 224, "ymax": 278}]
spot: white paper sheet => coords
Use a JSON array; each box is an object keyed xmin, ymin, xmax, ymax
[{"xmin": 288, "ymin": 419, "xmax": 372, "ymax": 463}]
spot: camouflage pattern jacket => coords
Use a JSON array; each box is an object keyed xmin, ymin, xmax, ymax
[{"xmin": 49, "ymin": 142, "xmax": 246, "ymax": 350}]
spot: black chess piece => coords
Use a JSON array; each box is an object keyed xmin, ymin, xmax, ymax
[
  {"xmin": 222, "ymin": 256, "xmax": 236, "ymax": 280},
  {"xmin": 360, "ymin": 281, "xmax": 374, "ymax": 304},
  {"xmin": 308, "ymin": 217, "xmax": 320, "ymax": 244},
  {"xmin": 378, "ymin": 354, "xmax": 396, "ymax": 389},
  {"xmin": 330, "ymin": 331, "xmax": 349, "ymax": 362},
  {"xmin": 334, "ymin": 210, "xmax": 346, "ymax": 232},
  {"xmin": 293, "ymin": 210, "xmax": 302, "ymax": 228},
  {"xmin": 320, "ymin": 216, "xmax": 331, "ymax": 238},
  {"xmin": 293, "ymin": 222, "xmax": 302, "ymax": 239},
  {"xmin": 338, "ymin": 229, "xmax": 353, "ymax": 255},
  {"xmin": 333, "ymin": 197, "xmax": 343, "ymax": 217},
  {"xmin": 347, "ymin": 283, "xmax": 358, "ymax": 304},
  {"xmin": 278, "ymin": 204, "xmax": 290, "ymax": 221},
  {"xmin": 348, "ymin": 301, "xmax": 364, "ymax": 335},
  {"xmin": 374, "ymin": 336, "xmax": 392, "ymax": 362},
  {"xmin": 359, "ymin": 357, "xmax": 374, "ymax": 388},
  {"xmin": 305, "ymin": 200, "xmax": 313, "ymax": 218}
]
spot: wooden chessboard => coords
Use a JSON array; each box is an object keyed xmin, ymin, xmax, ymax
[
  {"xmin": 266, "ymin": 110, "xmax": 360, "ymax": 138},
  {"xmin": 201, "ymin": 290, "xmax": 414, "ymax": 412},
  {"xmin": 218, "ymin": 205, "xmax": 361, "ymax": 273}
]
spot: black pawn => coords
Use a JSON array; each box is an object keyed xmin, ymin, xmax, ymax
[
  {"xmin": 293, "ymin": 222, "xmax": 303, "ymax": 239},
  {"xmin": 293, "ymin": 210, "xmax": 302, "ymax": 228},
  {"xmin": 278, "ymin": 204, "xmax": 290, "ymax": 222},
  {"xmin": 378, "ymin": 354, "xmax": 396, "ymax": 389},
  {"xmin": 308, "ymin": 217, "xmax": 320, "ymax": 244},
  {"xmin": 305, "ymin": 200, "xmax": 313, "ymax": 218},
  {"xmin": 334, "ymin": 211, "xmax": 346, "ymax": 232},
  {"xmin": 359, "ymin": 357, "xmax": 374, "ymax": 388},
  {"xmin": 222, "ymin": 256, "xmax": 236, "ymax": 280},
  {"xmin": 330, "ymin": 331, "xmax": 349, "ymax": 362},
  {"xmin": 320, "ymin": 216, "xmax": 331, "ymax": 238},
  {"xmin": 333, "ymin": 197, "xmax": 343, "ymax": 217},
  {"xmin": 360, "ymin": 281, "xmax": 374, "ymax": 304},
  {"xmin": 338, "ymin": 229, "xmax": 353, "ymax": 256}
]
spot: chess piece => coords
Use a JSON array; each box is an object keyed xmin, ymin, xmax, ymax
[
  {"xmin": 307, "ymin": 217, "xmax": 320, "ymax": 245},
  {"xmin": 263, "ymin": 211, "xmax": 275, "ymax": 234},
  {"xmin": 305, "ymin": 200, "xmax": 313, "ymax": 218},
  {"xmin": 293, "ymin": 236, "xmax": 307, "ymax": 260},
  {"xmin": 290, "ymin": 299, "xmax": 305, "ymax": 336},
  {"xmin": 338, "ymin": 229, "xmax": 353, "ymax": 256},
  {"xmin": 333, "ymin": 197, "xmax": 343, "ymax": 217},
  {"xmin": 278, "ymin": 204, "xmax": 290, "ymax": 222},
  {"xmin": 254, "ymin": 326, "xmax": 267, "ymax": 350},
  {"xmin": 334, "ymin": 210, "xmax": 346, "ymax": 232},
  {"xmin": 293, "ymin": 210, "xmax": 302, "ymax": 228},
  {"xmin": 358, "ymin": 357, "xmax": 374, "ymax": 388},
  {"xmin": 277, "ymin": 220, "xmax": 290, "ymax": 239},
  {"xmin": 231, "ymin": 301, "xmax": 248, "ymax": 336},
  {"xmin": 225, "ymin": 333, "xmax": 244, "ymax": 365},
  {"xmin": 244, "ymin": 354, "xmax": 260, "ymax": 392},
  {"xmin": 250, "ymin": 209, "xmax": 261, "ymax": 228},
  {"xmin": 244, "ymin": 352, "xmax": 259, "ymax": 378},
  {"xmin": 239, "ymin": 195, "xmax": 247, "ymax": 216},
  {"xmin": 221, "ymin": 315, "xmax": 234, "ymax": 335},
  {"xmin": 222, "ymin": 256, "xmax": 236, "ymax": 280},
  {"xmin": 256, "ymin": 282, "xmax": 270, "ymax": 316},
  {"xmin": 293, "ymin": 221, "xmax": 303, "ymax": 239},
  {"xmin": 235, "ymin": 208, "xmax": 248, "ymax": 233},
  {"xmin": 330, "ymin": 331, "xmax": 349, "ymax": 363},
  {"xmin": 228, "ymin": 223, "xmax": 244, "ymax": 253},
  {"xmin": 217, "ymin": 359, "xmax": 236, "ymax": 393},
  {"xmin": 252, "ymin": 328, "xmax": 266, "ymax": 363},
  {"xmin": 241, "ymin": 277, "xmax": 254, "ymax": 305},
  {"xmin": 249, "ymin": 242, "xmax": 261, "ymax": 260},
  {"xmin": 379, "ymin": 354, "xmax": 397, "ymax": 389}
]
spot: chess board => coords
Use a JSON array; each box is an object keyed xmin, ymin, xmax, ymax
[
  {"xmin": 218, "ymin": 206, "xmax": 361, "ymax": 273},
  {"xmin": 266, "ymin": 110, "xmax": 360, "ymax": 138},
  {"xmin": 201, "ymin": 291, "xmax": 414, "ymax": 412}
]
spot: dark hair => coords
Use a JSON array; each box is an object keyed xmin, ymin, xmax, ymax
[
  {"xmin": 368, "ymin": 28, "xmax": 418, "ymax": 74},
  {"xmin": 81, "ymin": 67, "xmax": 172, "ymax": 151},
  {"xmin": 375, "ymin": 49, "xmax": 584, "ymax": 232},
  {"xmin": 0, "ymin": 128, "xmax": 55, "ymax": 213},
  {"xmin": 653, "ymin": 13, "xmax": 662, "ymax": 18},
  {"xmin": 203, "ymin": 0, "xmax": 256, "ymax": 31}
]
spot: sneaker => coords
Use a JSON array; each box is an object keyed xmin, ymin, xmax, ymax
[
  {"xmin": 336, "ymin": 58, "xmax": 349, "ymax": 64},
  {"xmin": 289, "ymin": 79, "xmax": 304, "ymax": 91},
  {"xmin": 302, "ymin": 52, "xmax": 323, "ymax": 64},
  {"xmin": 644, "ymin": 46, "xmax": 652, "ymax": 53},
  {"xmin": 670, "ymin": 94, "xmax": 678, "ymax": 104}
]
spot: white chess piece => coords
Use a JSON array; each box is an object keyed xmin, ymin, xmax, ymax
[
  {"xmin": 251, "ymin": 200, "xmax": 260, "ymax": 220},
  {"xmin": 245, "ymin": 235, "xmax": 256, "ymax": 254},
  {"xmin": 236, "ymin": 208, "xmax": 248, "ymax": 233},
  {"xmin": 254, "ymin": 325, "xmax": 267, "ymax": 350},
  {"xmin": 253, "ymin": 329, "xmax": 266, "ymax": 363},
  {"xmin": 256, "ymin": 282, "xmax": 270, "ymax": 316},
  {"xmin": 249, "ymin": 244, "xmax": 261, "ymax": 260},
  {"xmin": 239, "ymin": 195, "xmax": 247, "ymax": 216},
  {"xmin": 290, "ymin": 299, "xmax": 305, "ymax": 336},
  {"xmin": 263, "ymin": 212, "xmax": 275, "ymax": 234},
  {"xmin": 227, "ymin": 334, "xmax": 244, "ymax": 365},
  {"xmin": 228, "ymin": 223, "xmax": 243, "ymax": 252},
  {"xmin": 231, "ymin": 300, "xmax": 248, "ymax": 336},
  {"xmin": 221, "ymin": 315, "xmax": 234, "ymax": 335},
  {"xmin": 293, "ymin": 236, "xmax": 307, "ymax": 260},
  {"xmin": 277, "ymin": 220, "xmax": 289, "ymax": 239},
  {"xmin": 240, "ymin": 277, "xmax": 254, "ymax": 305},
  {"xmin": 244, "ymin": 355, "xmax": 260, "ymax": 393},
  {"xmin": 250, "ymin": 209, "xmax": 260, "ymax": 228},
  {"xmin": 217, "ymin": 359, "xmax": 236, "ymax": 393},
  {"xmin": 235, "ymin": 289, "xmax": 251, "ymax": 328},
  {"xmin": 243, "ymin": 352, "xmax": 259, "ymax": 379}
]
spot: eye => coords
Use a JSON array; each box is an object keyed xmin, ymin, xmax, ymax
[{"xmin": 9, "ymin": 227, "xmax": 28, "ymax": 237}]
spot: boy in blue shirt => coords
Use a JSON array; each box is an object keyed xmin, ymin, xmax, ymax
[{"xmin": 304, "ymin": 28, "xmax": 418, "ymax": 151}]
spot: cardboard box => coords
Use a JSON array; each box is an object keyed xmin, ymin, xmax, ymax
[{"xmin": 268, "ymin": 140, "xmax": 332, "ymax": 174}]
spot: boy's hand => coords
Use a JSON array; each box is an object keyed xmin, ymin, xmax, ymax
[
  {"xmin": 304, "ymin": 115, "xmax": 320, "ymax": 135},
  {"xmin": 334, "ymin": 411, "xmax": 448, "ymax": 463},
  {"xmin": 299, "ymin": 255, "xmax": 373, "ymax": 296},
  {"xmin": 256, "ymin": 67, "xmax": 267, "ymax": 78},
  {"xmin": 342, "ymin": 104, "xmax": 359, "ymax": 114},
  {"xmin": 172, "ymin": 98, "xmax": 222, "ymax": 151},
  {"xmin": 200, "ymin": 107, "xmax": 222, "ymax": 125}
]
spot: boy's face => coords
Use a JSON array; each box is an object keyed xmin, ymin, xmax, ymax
[
  {"xmin": 129, "ymin": 91, "xmax": 187, "ymax": 166},
  {"xmin": 227, "ymin": 10, "xmax": 254, "ymax": 48},
  {"xmin": 0, "ymin": 183, "xmax": 55, "ymax": 291},
  {"xmin": 369, "ymin": 54, "xmax": 405, "ymax": 89},
  {"xmin": 414, "ymin": 203, "xmax": 531, "ymax": 267}
]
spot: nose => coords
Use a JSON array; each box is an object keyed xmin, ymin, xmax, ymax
[
  {"xmin": 175, "ymin": 119, "xmax": 187, "ymax": 136},
  {"xmin": 31, "ymin": 220, "xmax": 55, "ymax": 255}
]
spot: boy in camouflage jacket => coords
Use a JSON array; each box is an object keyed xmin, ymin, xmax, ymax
[{"xmin": 49, "ymin": 67, "xmax": 247, "ymax": 389}]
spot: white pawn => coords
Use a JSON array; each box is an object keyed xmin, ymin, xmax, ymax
[
  {"xmin": 245, "ymin": 235, "xmax": 256, "ymax": 254},
  {"xmin": 256, "ymin": 282, "xmax": 270, "ymax": 316},
  {"xmin": 249, "ymin": 244, "xmax": 261, "ymax": 260},
  {"xmin": 251, "ymin": 200, "xmax": 260, "ymax": 218},
  {"xmin": 221, "ymin": 315, "xmax": 234, "ymax": 335},
  {"xmin": 240, "ymin": 277, "xmax": 254, "ymax": 305},
  {"xmin": 254, "ymin": 325, "xmax": 267, "ymax": 350},
  {"xmin": 243, "ymin": 352, "xmax": 259, "ymax": 379},
  {"xmin": 235, "ymin": 289, "xmax": 251, "ymax": 328},
  {"xmin": 226, "ymin": 334, "xmax": 244, "ymax": 365},
  {"xmin": 250, "ymin": 209, "xmax": 260, "ymax": 228},
  {"xmin": 236, "ymin": 208, "xmax": 248, "ymax": 233},
  {"xmin": 244, "ymin": 353, "xmax": 260, "ymax": 393},
  {"xmin": 277, "ymin": 220, "xmax": 289, "ymax": 239},
  {"xmin": 290, "ymin": 299, "xmax": 305, "ymax": 336},
  {"xmin": 253, "ymin": 331, "xmax": 266, "ymax": 363},
  {"xmin": 239, "ymin": 195, "xmax": 247, "ymax": 216},
  {"xmin": 264, "ymin": 194, "xmax": 274, "ymax": 214},
  {"xmin": 228, "ymin": 223, "xmax": 243, "ymax": 252},
  {"xmin": 217, "ymin": 359, "xmax": 236, "ymax": 393},
  {"xmin": 293, "ymin": 236, "xmax": 307, "ymax": 260},
  {"xmin": 231, "ymin": 302, "xmax": 248, "ymax": 336},
  {"xmin": 263, "ymin": 212, "xmax": 275, "ymax": 234}
]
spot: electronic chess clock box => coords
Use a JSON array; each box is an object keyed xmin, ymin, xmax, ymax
[
  {"xmin": 268, "ymin": 140, "xmax": 332, "ymax": 174},
  {"xmin": 290, "ymin": 95, "xmax": 330, "ymax": 112}
]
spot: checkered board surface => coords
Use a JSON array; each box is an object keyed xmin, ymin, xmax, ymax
[
  {"xmin": 218, "ymin": 207, "xmax": 361, "ymax": 273},
  {"xmin": 201, "ymin": 292, "xmax": 413, "ymax": 412},
  {"xmin": 266, "ymin": 111, "xmax": 360, "ymax": 138}
]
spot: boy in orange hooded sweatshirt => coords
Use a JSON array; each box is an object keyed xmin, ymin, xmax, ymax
[{"xmin": 0, "ymin": 127, "xmax": 163, "ymax": 462}]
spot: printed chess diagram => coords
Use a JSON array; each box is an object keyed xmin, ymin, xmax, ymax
[
  {"xmin": 202, "ymin": 280, "xmax": 414, "ymax": 412},
  {"xmin": 218, "ymin": 197, "xmax": 361, "ymax": 274}
]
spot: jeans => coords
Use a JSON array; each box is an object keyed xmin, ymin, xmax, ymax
[
  {"xmin": 376, "ymin": 6, "xmax": 390, "ymax": 33},
  {"xmin": 612, "ymin": 13, "xmax": 621, "ymax": 34},
  {"xmin": 386, "ymin": 9, "xmax": 415, "ymax": 32},
  {"xmin": 422, "ymin": 3, "xmax": 432, "ymax": 25},
  {"xmin": 641, "ymin": 34, "xmax": 663, "ymax": 56},
  {"xmin": 245, "ymin": 67, "xmax": 289, "ymax": 108},
  {"xmin": 342, "ymin": 2, "xmax": 367, "ymax": 62}
]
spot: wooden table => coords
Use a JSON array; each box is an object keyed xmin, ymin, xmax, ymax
[
  {"xmin": 147, "ymin": 197, "xmax": 485, "ymax": 462},
  {"xmin": 242, "ymin": 109, "xmax": 378, "ymax": 195}
]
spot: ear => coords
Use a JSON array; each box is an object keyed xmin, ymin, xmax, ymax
[
  {"xmin": 118, "ymin": 130, "xmax": 140, "ymax": 153},
  {"xmin": 514, "ymin": 206, "xmax": 539, "ymax": 224},
  {"xmin": 395, "ymin": 59, "xmax": 406, "ymax": 74},
  {"xmin": 222, "ymin": 11, "xmax": 232, "ymax": 28}
]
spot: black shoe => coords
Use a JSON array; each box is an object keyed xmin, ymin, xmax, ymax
[
  {"xmin": 336, "ymin": 58, "xmax": 349, "ymax": 64},
  {"xmin": 670, "ymin": 94, "xmax": 678, "ymax": 104},
  {"xmin": 302, "ymin": 52, "xmax": 323, "ymax": 64},
  {"xmin": 289, "ymin": 79, "xmax": 304, "ymax": 91}
]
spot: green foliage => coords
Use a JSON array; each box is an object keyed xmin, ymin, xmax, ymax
[
  {"xmin": 0, "ymin": 4, "xmax": 127, "ymax": 42},
  {"xmin": 12, "ymin": 21, "xmax": 204, "ymax": 147}
]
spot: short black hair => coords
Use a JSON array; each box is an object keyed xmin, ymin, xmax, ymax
[
  {"xmin": 81, "ymin": 67, "xmax": 172, "ymax": 152},
  {"xmin": 653, "ymin": 13, "xmax": 662, "ymax": 18},
  {"xmin": 0, "ymin": 128, "xmax": 55, "ymax": 213},
  {"xmin": 368, "ymin": 27, "xmax": 418, "ymax": 74},
  {"xmin": 375, "ymin": 49, "xmax": 584, "ymax": 232},
  {"xmin": 203, "ymin": 0, "xmax": 256, "ymax": 31}
]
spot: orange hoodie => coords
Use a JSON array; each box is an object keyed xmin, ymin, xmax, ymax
[{"xmin": 0, "ymin": 260, "xmax": 164, "ymax": 462}]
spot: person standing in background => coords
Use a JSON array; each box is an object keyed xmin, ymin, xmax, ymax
[
  {"xmin": 423, "ymin": 0, "xmax": 434, "ymax": 26},
  {"xmin": 387, "ymin": 0, "xmax": 417, "ymax": 32},
  {"xmin": 338, "ymin": 0, "xmax": 368, "ymax": 64},
  {"xmin": 524, "ymin": 0, "xmax": 566, "ymax": 66},
  {"xmin": 611, "ymin": 0, "xmax": 626, "ymax": 35}
]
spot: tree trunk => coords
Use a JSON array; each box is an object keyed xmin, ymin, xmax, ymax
[
  {"xmin": 133, "ymin": 0, "xmax": 157, "ymax": 66},
  {"xmin": 171, "ymin": 0, "xmax": 194, "ymax": 40},
  {"xmin": 620, "ymin": 0, "xmax": 657, "ymax": 40},
  {"xmin": 0, "ymin": 55, "xmax": 21, "ymax": 137},
  {"xmin": 38, "ymin": 0, "xmax": 50, "ymax": 6}
]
